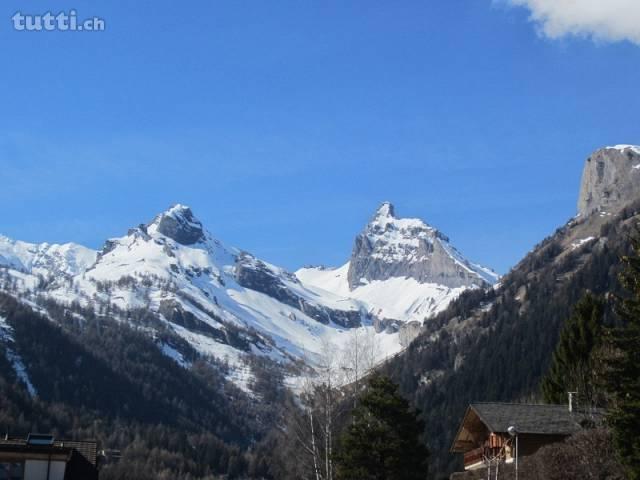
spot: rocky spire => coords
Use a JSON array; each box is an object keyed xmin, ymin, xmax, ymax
[{"xmin": 346, "ymin": 203, "xmax": 497, "ymax": 290}]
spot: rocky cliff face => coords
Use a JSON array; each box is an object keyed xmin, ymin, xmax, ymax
[
  {"xmin": 150, "ymin": 204, "xmax": 206, "ymax": 245},
  {"xmin": 346, "ymin": 202, "xmax": 497, "ymax": 290},
  {"xmin": 578, "ymin": 145, "xmax": 640, "ymax": 217},
  {"xmin": 234, "ymin": 253, "xmax": 362, "ymax": 328}
]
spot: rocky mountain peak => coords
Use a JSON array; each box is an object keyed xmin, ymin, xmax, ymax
[
  {"xmin": 347, "ymin": 203, "xmax": 497, "ymax": 290},
  {"xmin": 364, "ymin": 202, "xmax": 436, "ymax": 240},
  {"xmin": 374, "ymin": 201, "xmax": 396, "ymax": 219},
  {"xmin": 148, "ymin": 204, "xmax": 206, "ymax": 245},
  {"xmin": 578, "ymin": 145, "xmax": 640, "ymax": 217}
]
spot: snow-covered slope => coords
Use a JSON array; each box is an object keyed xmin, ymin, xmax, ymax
[
  {"xmin": 0, "ymin": 235, "xmax": 96, "ymax": 278},
  {"xmin": 0, "ymin": 203, "xmax": 497, "ymax": 390},
  {"xmin": 0, "ymin": 315, "xmax": 37, "ymax": 397},
  {"xmin": 58, "ymin": 206, "xmax": 369, "ymax": 364},
  {"xmin": 296, "ymin": 262, "xmax": 467, "ymax": 323}
]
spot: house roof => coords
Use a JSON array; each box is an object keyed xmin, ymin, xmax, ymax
[
  {"xmin": 450, "ymin": 402, "xmax": 600, "ymax": 453},
  {"xmin": 0, "ymin": 442, "xmax": 73, "ymax": 459},
  {"xmin": 0, "ymin": 438, "xmax": 98, "ymax": 466},
  {"xmin": 470, "ymin": 402, "xmax": 588, "ymax": 436}
]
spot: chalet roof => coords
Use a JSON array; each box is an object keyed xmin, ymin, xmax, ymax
[
  {"xmin": 450, "ymin": 402, "xmax": 601, "ymax": 453},
  {"xmin": 0, "ymin": 437, "xmax": 98, "ymax": 466},
  {"xmin": 470, "ymin": 402, "xmax": 588, "ymax": 436}
]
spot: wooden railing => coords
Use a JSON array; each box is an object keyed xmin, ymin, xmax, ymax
[{"xmin": 463, "ymin": 447, "xmax": 485, "ymax": 468}]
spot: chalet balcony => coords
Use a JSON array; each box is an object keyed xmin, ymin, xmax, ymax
[{"xmin": 463, "ymin": 447, "xmax": 485, "ymax": 470}]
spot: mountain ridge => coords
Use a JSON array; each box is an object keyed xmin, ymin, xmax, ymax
[{"xmin": 0, "ymin": 201, "xmax": 492, "ymax": 392}]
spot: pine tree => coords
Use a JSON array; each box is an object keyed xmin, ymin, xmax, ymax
[
  {"xmin": 541, "ymin": 292, "xmax": 605, "ymax": 406},
  {"xmin": 334, "ymin": 374, "xmax": 429, "ymax": 480},
  {"xmin": 606, "ymin": 232, "xmax": 640, "ymax": 479}
]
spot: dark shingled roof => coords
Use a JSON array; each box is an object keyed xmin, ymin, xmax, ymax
[
  {"xmin": 470, "ymin": 403, "xmax": 595, "ymax": 435},
  {"xmin": 0, "ymin": 438, "xmax": 98, "ymax": 466}
]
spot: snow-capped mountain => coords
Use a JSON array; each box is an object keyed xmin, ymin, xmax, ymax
[
  {"xmin": 0, "ymin": 235, "xmax": 96, "ymax": 278},
  {"xmin": 348, "ymin": 202, "xmax": 496, "ymax": 288},
  {"xmin": 0, "ymin": 203, "xmax": 497, "ymax": 390},
  {"xmin": 297, "ymin": 202, "xmax": 498, "ymax": 325}
]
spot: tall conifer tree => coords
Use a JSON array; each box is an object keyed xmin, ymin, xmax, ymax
[
  {"xmin": 335, "ymin": 374, "xmax": 429, "ymax": 480},
  {"xmin": 541, "ymin": 292, "xmax": 605, "ymax": 406},
  {"xmin": 607, "ymin": 233, "xmax": 640, "ymax": 479}
]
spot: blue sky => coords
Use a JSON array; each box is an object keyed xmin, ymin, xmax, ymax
[{"xmin": 1, "ymin": 1, "xmax": 639, "ymax": 274}]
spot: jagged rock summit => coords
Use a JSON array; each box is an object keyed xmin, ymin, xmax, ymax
[
  {"xmin": 347, "ymin": 202, "xmax": 497, "ymax": 289},
  {"xmin": 149, "ymin": 203, "xmax": 207, "ymax": 245},
  {"xmin": 578, "ymin": 145, "xmax": 640, "ymax": 217}
]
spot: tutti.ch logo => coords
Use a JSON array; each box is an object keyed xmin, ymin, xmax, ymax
[{"xmin": 12, "ymin": 10, "xmax": 105, "ymax": 32}]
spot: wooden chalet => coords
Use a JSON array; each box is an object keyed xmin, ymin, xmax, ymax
[{"xmin": 450, "ymin": 403, "xmax": 595, "ymax": 471}]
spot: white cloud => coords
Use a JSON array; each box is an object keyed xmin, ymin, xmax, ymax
[{"xmin": 504, "ymin": 0, "xmax": 640, "ymax": 45}]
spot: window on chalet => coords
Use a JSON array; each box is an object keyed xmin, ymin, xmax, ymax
[{"xmin": 0, "ymin": 462, "xmax": 24, "ymax": 480}]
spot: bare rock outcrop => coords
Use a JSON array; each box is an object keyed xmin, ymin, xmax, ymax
[
  {"xmin": 347, "ymin": 202, "xmax": 497, "ymax": 290},
  {"xmin": 578, "ymin": 145, "xmax": 640, "ymax": 217},
  {"xmin": 150, "ymin": 204, "xmax": 206, "ymax": 245}
]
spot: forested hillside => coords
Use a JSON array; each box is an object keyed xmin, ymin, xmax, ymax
[
  {"xmin": 383, "ymin": 199, "xmax": 640, "ymax": 478},
  {"xmin": 0, "ymin": 292, "xmax": 283, "ymax": 479}
]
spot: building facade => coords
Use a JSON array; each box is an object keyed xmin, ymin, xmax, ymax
[{"xmin": 0, "ymin": 435, "xmax": 98, "ymax": 480}]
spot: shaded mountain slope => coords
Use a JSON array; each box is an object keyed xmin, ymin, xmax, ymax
[
  {"xmin": 383, "ymin": 197, "xmax": 640, "ymax": 477},
  {"xmin": 382, "ymin": 144, "xmax": 640, "ymax": 477}
]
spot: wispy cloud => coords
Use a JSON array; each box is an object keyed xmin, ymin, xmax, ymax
[{"xmin": 502, "ymin": 0, "xmax": 640, "ymax": 45}]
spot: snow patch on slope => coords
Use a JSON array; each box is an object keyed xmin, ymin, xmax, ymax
[
  {"xmin": 571, "ymin": 237, "xmax": 596, "ymax": 250},
  {"xmin": 160, "ymin": 343, "xmax": 190, "ymax": 369},
  {"xmin": 0, "ymin": 316, "xmax": 37, "ymax": 397}
]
